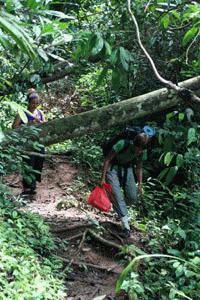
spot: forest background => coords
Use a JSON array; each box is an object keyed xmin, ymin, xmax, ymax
[{"xmin": 0, "ymin": 0, "xmax": 199, "ymax": 299}]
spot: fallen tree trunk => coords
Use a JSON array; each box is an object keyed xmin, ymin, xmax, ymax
[{"xmin": 14, "ymin": 76, "xmax": 200, "ymax": 146}]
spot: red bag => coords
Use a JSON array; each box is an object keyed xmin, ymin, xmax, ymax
[{"xmin": 88, "ymin": 183, "xmax": 112, "ymax": 212}]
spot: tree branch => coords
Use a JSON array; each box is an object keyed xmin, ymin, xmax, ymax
[
  {"xmin": 144, "ymin": 0, "xmax": 152, "ymax": 13},
  {"xmin": 127, "ymin": 0, "xmax": 200, "ymax": 103},
  {"xmin": 169, "ymin": 22, "xmax": 192, "ymax": 31},
  {"xmin": 41, "ymin": 63, "xmax": 78, "ymax": 84}
]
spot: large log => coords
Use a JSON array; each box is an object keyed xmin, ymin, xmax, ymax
[{"xmin": 14, "ymin": 76, "xmax": 200, "ymax": 146}]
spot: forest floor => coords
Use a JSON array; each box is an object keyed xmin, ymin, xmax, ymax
[{"xmin": 5, "ymin": 156, "xmax": 145, "ymax": 300}]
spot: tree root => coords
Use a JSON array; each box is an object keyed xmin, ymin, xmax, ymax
[
  {"xmin": 52, "ymin": 221, "xmax": 124, "ymax": 250},
  {"xmin": 90, "ymin": 287, "xmax": 100, "ymax": 299},
  {"xmin": 65, "ymin": 233, "xmax": 83, "ymax": 241},
  {"xmin": 78, "ymin": 230, "xmax": 87, "ymax": 252},
  {"xmin": 50, "ymin": 223, "xmax": 95, "ymax": 233},
  {"xmin": 107, "ymin": 228, "xmax": 124, "ymax": 245},
  {"xmin": 86, "ymin": 229, "xmax": 122, "ymax": 251},
  {"xmin": 60, "ymin": 257, "xmax": 120, "ymax": 274}
]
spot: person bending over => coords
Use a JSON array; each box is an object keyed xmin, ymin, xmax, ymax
[{"xmin": 100, "ymin": 127, "xmax": 155, "ymax": 238}]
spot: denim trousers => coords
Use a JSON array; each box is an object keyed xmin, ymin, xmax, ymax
[{"xmin": 106, "ymin": 166, "xmax": 137, "ymax": 218}]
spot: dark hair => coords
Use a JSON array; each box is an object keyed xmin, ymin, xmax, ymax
[
  {"xmin": 134, "ymin": 133, "xmax": 151, "ymax": 148},
  {"xmin": 27, "ymin": 88, "xmax": 36, "ymax": 96},
  {"xmin": 27, "ymin": 92, "xmax": 39, "ymax": 102}
]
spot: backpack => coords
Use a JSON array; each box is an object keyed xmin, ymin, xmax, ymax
[{"xmin": 102, "ymin": 126, "xmax": 142, "ymax": 157}]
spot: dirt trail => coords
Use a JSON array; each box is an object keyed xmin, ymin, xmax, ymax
[{"xmin": 6, "ymin": 156, "xmax": 142, "ymax": 300}]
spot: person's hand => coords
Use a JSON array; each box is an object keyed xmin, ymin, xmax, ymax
[
  {"xmin": 138, "ymin": 184, "xmax": 144, "ymax": 195},
  {"xmin": 32, "ymin": 118, "xmax": 41, "ymax": 124},
  {"xmin": 100, "ymin": 178, "xmax": 106, "ymax": 187}
]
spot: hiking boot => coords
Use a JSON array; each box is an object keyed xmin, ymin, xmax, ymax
[
  {"xmin": 119, "ymin": 228, "xmax": 131, "ymax": 238},
  {"xmin": 20, "ymin": 190, "xmax": 30, "ymax": 197},
  {"xmin": 29, "ymin": 188, "xmax": 36, "ymax": 195}
]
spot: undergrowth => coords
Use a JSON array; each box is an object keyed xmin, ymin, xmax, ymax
[{"xmin": 0, "ymin": 185, "xmax": 65, "ymax": 300}]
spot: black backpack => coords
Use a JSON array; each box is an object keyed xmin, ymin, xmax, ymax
[{"xmin": 102, "ymin": 126, "xmax": 142, "ymax": 157}]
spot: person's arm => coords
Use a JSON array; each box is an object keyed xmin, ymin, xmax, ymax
[
  {"xmin": 12, "ymin": 114, "xmax": 21, "ymax": 128},
  {"xmin": 136, "ymin": 160, "xmax": 143, "ymax": 195},
  {"xmin": 100, "ymin": 151, "xmax": 116, "ymax": 185}
]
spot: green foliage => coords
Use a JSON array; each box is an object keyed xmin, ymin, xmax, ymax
[
  {"xmin": 0, "ymin": 0, "xmax": 75, "ymax": 95},
  {"xmin": 116, "ymin": 254, "xmax": 200, "ymax": 299},
  {"xmin": 74, "ymin": 67, "xmax": 115, "ymax": 108},
  {"xmin": 0, "ymin": 12, "xmax": 36, "ymax": 58},
  {"xmin": 71, "ymin": 0, "xmax": 200, "ymax": 101},
  {"xmin": 67, "ymin": 135, "xmax": 103, "ymax": 183},
  {"xmin": 116, "ymin": 111, "xmax": 200, "ymax": 299},
  {"xmin": 0, "ymin": 188, "xmax": 65, "ymax": 299},
  {"xmin": 124, "ymin": 260, "xmax": 199, "ymax": 299},
  {"xmin": 0, "ymin": 124, "xmax": 42, "ymax": 177},
  {"xmin": 0, "ymin": 2, "xmax": 200, "ymax": 299},
  {"xmin": 152, "ymin": 112, "xmax": 200, "ymax": 186}
]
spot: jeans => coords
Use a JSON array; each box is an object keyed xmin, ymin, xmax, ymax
[{"xmin": 106, "ymin": 166, "xmax": 137, "ymax": 217}]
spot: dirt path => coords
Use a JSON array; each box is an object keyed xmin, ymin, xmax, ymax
[{"xmin": 6, "ymin": 156, "xmax": 143, "ymax": 300}]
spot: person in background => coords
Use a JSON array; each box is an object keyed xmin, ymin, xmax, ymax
[
  {"xmin": 100, "ymin": 126, "xmax": 155, "ymax": 238},
  {"xmin": 12, "ymin": 89, "xmax": 46, "ymax": 195},
  {"xmin": 13, "ymin": 89, "xmax": 46, "ymax": 128}
]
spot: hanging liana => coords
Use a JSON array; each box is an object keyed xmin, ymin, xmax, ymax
[{"xmin": 127, "ymin": 0, "xmax": 200, "ymax": 104}]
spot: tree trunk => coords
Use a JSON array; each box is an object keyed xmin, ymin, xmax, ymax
[{"xmin": 16, "ymin": 76, "xmax": 200, "ymax": 146}]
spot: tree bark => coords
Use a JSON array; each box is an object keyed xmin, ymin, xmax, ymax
[{"xmin": 13, "ymin": 76, "xmax": 200, "ymax": 146}]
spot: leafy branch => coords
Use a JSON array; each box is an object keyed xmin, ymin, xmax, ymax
[{"xmin": 127, "ymin": 0, "xmax": 200, "ymax": 103}]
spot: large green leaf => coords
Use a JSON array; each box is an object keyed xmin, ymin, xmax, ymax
[
  {"xmin": 6, "ymin": 101, "xmax": 36, "ymax": 124},
  {"xmin": 161, "ymin": 14, "xmax": 170, "ymax": 29},
  {"xmin": 119, "ymin": 47, "xmax": 130, "ymax": 71},
  {"xmin": 164, "ymin": 152, "xmax": 174, "ymax": 166},
  {"xmin": 182, "ymin": 27, "xmax": 199, "ymax": 46},
  {"xmin": 165, "ymin": 166, "xmax": 178, "ymax": 185},
  {"xmin": 187, "ymin": 127, "xmax": 196, "ymax": 145},
  {"xmin": 176, "ymin": 154, "xmax": 184, "ymax": 167},
  {"xmin": 115, "ymin": 254, "xmax": 199, "ymax": 294},
  {"xmin": 91, "ymin": 33, "xmax": 104, "ymax": 56},
  {"xmin": 110, "ymin": 49, "xmax": 118, "ymax": 65},
  {"xmin": 104, "ymin": 41, "xmax": 112, "ymax": 56},
  {"xmin": 0, "ymin": 12, "xmax": 36, "ymax": 58},
  {"xmin": 158, "ymin": 167, "xmax": 169, "ymax": 181}
]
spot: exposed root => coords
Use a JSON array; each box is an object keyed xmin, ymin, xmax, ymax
[
  {"xmin": 60, "ymin": 257, "xmax": 121, "ymax": 274},
  {"xmin": 107, "ymin": 228, "xmax": 124, "ymax": 245},
  {"xmin": 87, "ymin": 229, "xmax": 122, "ymax": 251},
  {"xmin": 66, "ymin": 233, "xmax": 83, "ymax": 241},
  {"xmin": 78, "ymin": 230, "xmax": 87, "ymax": 252},
  {"xmin": 50, "ymin": 223, "xmax": 95, "ymax": 233},
  {"xmin": 90, "ymin": 287, "xmax": 100, "ymax": 299}
]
